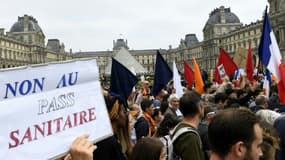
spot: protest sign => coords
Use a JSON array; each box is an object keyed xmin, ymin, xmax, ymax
[
  {"xmin": 217, "ymin": 64, "xmax": 226, "ymax": 79},
  {"xmin": 0, "ymin": 59, "xmax": 113, "ymax": 159},
  {"xmin": 233, "ymin": 47, "xmax": 247, "ymax": 69}
]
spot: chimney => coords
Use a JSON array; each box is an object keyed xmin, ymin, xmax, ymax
[
  {"xmin": 220, "ymin": 6, "xmax": 226, "ymax": 24},
  {"xmin": 0, "ymin": 28, "xmax": 4, "ymax": 35},
  {"xmin": 23, "ymin": 15, "xmax": 29, "ymax": 32}
]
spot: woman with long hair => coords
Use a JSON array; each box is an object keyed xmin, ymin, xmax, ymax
[{"xmin": 93, "ymin": 95, "xmax": 132, "ymax": 160}]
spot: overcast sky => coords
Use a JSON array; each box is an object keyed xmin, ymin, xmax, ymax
[{"xmin": 0, "ymin": 0, "xmax": 268, "ymax": 52}]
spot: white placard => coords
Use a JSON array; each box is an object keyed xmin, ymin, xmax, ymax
[
  {"xmin": 217, "ymin": 64, "xmax": 227, "ymax": 79},
  {"xmin": 0, "ymin": 59, "xmax": 113, "ymax": 160}
]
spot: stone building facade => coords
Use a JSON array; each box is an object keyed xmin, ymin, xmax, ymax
[
  {"xmin": 173, "ymin": 1, "xmax": 285, "ymax": 73},
  {"xmin": 75, "ymin": 1, "xmax": 285, "ymax": 77},
  {"xmin": 0, "ymin": 15, "xmax": 72, "ymax": 69},
  {"xmin": 73, "ymin": 39, "xmax": 167, "ymax": 75},
  {"xmin": 1, "ymin": 0, "xmax": 284, "ymax": 77}
]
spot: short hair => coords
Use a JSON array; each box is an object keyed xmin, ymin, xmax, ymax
[
  {"xmin": 208, "ymin": 108, "xmax": 260, "ymax": 158},
  {"xmin": 179, "ymin": 91, "xmax": 201, "ymax": 117},
  {"xmin": 214, "ymin": 92, "xmax": 227, "ymax": 104},
  {"xmin": 255, "ymin": 95, "xmax": 267, "ymax": 106},
  {"xmin": 152, "ymin": 108, "xmax": 161, "ymax": 120},
  {"xmin": 156, "ymin": 114, "xmax": 180, "ymax": 137},
  {"xmin": 141, "ymin": 99, "xmax": 153, "ymax": 112},
  {"xmin": 130, "ymin": 137, "xmax": 164, "ymax": 160},
  {"xmin": 168, "ymin": 94, "xmax": 179, "ymax": 103}
]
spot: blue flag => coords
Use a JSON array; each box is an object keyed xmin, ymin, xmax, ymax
[
  {"xmin": 109, "ymin": 58, "xmax": 138, "ymax": 100},
  {"xmin": 152, "ymin": 51, "xmax": 173, "ymax": 96}
]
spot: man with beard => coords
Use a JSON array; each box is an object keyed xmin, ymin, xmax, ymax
[
  {"xmin": 171, "ymin": 91, "xmax": 205, "ymax": 160},
  {"xmin": 208, "ymin": 108, "xmax": 263, "ymax": 160}
]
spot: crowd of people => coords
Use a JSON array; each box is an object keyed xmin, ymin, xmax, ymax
[{"xmin": 64, "ymin": 75, "xmax": 285, "ymax": 160}]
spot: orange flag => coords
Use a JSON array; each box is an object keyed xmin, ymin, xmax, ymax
[{"xmin": 193, "ymin": 57, "xmax": 204, "ymax": 94}]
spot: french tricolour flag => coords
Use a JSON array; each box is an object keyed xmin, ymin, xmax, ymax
[{"xmin": 259, "ymin": 7, "xmax": 285, "ymax": 105}]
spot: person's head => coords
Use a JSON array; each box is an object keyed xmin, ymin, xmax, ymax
[
  {"xmin": 105, "ymin": 95, "xmax": 127, "ymax": 128},
  {"xmin": 160, "ymin": 101, "xmax": 169, "ymax": 115},
  {"xmin": 141, "ymin": 99, "xmax": 154, "ymax": 116},
  {"xmin": 155, "ymin": 90, "xmax": 167, "ymax": 101},
  {"xmin": 130, "ymin": 137, "xmax": 165, "ymax": 160},
  {"xmin": 208, "ymin": 108, "xmax": 263, "ymax": 160},
  {"xmin": 105, "ymin": 95, "xmax": 132, "ymax": 154},
  {"xmin": 179, "ymin": 91, "xmax": 203, "ymax": 118},
  {"xmin": 156, "ymin": 114, "xmax": 180, "ymax": 137},
  {"xmin": 201, "ymin": 94, "xmax": 211, "ymax": 108},
  {"xmin": 203, "ymin": 82, "xmax": 214, "ymax": 93},
  {"xmin": 214, "ymin": 92, "xmax": 227, "ymax": 110},
  {"xmin": 255, "ymin": 95, "xmax": 269, "ymax": 109},
  {"xmin": 129, "ymin": 103, "xmax": 141, "ymax": 118},
  {"xmin": 203, "ymin": 105, "xmax": 216, "ymax": 123},
  {"xmin": 168, "ymin": 94, "xmax": 179, "ymax": 110},
  {"xmin": 226, "ymin": 88, "xmax": 237, "ymax": 99},
  {"xmin": 259, "ymin": 121, "xmax": 279, "ymax": 160},
  {"xmin": 256, "ymin": 109, "xmax": 281, "ymax": 125},
  {"xmin": 152, "ymin": 108, "xmax": 163, "ymax": 125}
]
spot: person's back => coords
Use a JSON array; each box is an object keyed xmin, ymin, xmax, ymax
[
  {"xmin": 93, "ymin": 136, "xmax": 126, "ymax": 160},
  {"xmin": 172, "ymin": 122, "xmax": 204, "ymax": 160},
  {"xmin": 134, "ymin": 116, "xmax": 149, "ymax": 140},
  {"xmin": 171, "ymin": 91, "xmax": 205, "ymax": 160},
  {"xmin": 156, "ymin": 113, "xmax": 180, "ymax": 160}
]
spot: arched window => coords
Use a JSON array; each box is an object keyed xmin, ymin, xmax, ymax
[{"xmin": 276, "ymin": 30, "xmax": 280, "ymax": 44}]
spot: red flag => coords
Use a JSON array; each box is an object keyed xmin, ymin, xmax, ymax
[
  {"xmin": 214, "ymin": 48, "xmax": 238, "ymax": 84},
  {"xmin": 184, "ymin": 60, "xmax": 194, "ymax": 88},
  {"xmin": 193, "ymin": 58, "xmax": 204, "ymax": 94},
  {"xmin": 246, "ymin": 41, "xmax": 254, "ymax": 83}
]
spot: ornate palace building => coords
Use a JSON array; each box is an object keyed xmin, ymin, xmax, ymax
[
  {"xmin": 75, "ymin": 1, "xmax": 285, "ymax": 76},
  {"xmin": 0, "ymin": 15, "xmax": 72, "ymax": 69},
  {"xmin": 169, "ymin": 1, "xmax": 285, "ymax": 73},
  {"xmin": 1, "ymin": 0, "xmax": 285, "ymax": 77}
]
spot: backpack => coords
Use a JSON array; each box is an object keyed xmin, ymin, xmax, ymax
[
  {"xmin": 171, "ymin": 124, "xmax": 203, "ymax": 160},
  {"xmin": 160, "ymin": 135, "xmax": 173, "ymax": 160}
]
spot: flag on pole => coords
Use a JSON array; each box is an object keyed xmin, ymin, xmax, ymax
[
  {"xmin": 246, "ymin": 40, "xmax": 254, "ymax": 83},
  {"xmin": 152, "ymin": 51, "xmax": 173, "ymax": 96},
  {"xmin": 109, "ymin": 58, "xmax": 138, "ymax": 100},
  {"xmin": 173, "ymin": 61, "xmax": 184, "ymax": 97},
  {"xmin": 193, "ymin": 57, "xmax": 204, "ymax": 94},
  {"xmin": 184, "ymin": 60, "xmax": 194, "ymax": 88},
  {"xmin": 214, "ymin": 48, "xmax": 238, "ymax": 84},
  {"xmin": 258, "ymin": 7, "xmax": 285, "ymax": 105}
]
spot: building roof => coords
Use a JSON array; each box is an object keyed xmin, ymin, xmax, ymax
[
  {"xmin": 113, "ymin": 39, "xmax": 129, "ymax": 50},
  {"xmin": 184, "ymin": 34, "xmax": 199, "ymax": 48},
  {"xmin": 206, "ymin": 6, "xmax": 240, "ymax": 25},
  {"xmin": 10, "ymin": 15, "xmax": 42, "ymax": 32},
  {"xmin": 46, "ymin": 39, "xmax": 61, "ymax": 53},
  {"xmin": 105, "ymin": 47, "xmax": 147, "ymax": 75}
]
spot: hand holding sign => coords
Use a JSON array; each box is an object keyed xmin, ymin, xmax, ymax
[{"xmin": 64, "ymin": 134, "xmax": 97, "ymax": 160}]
